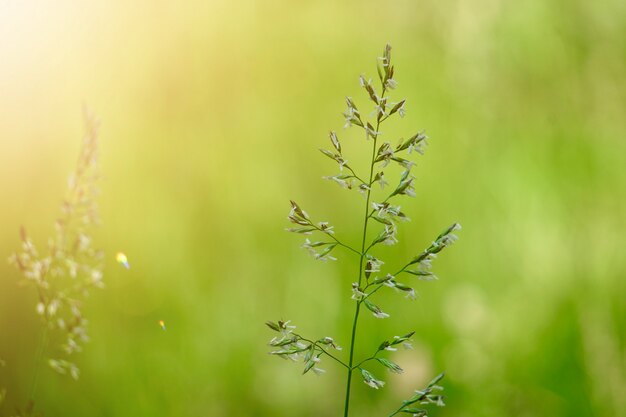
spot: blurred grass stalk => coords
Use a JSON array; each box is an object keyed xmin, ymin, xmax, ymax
[{"xmin": 7, "ymin": 109, "xmax": 104, "ymax": 412}]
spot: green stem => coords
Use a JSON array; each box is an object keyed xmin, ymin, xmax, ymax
[
  {"xmin": 343, "ymin": 302, "xmax": 361, "ymax": 417},
  {"xmin": 343, "ymin": 92, "xmax": 385, "ymax": 416},
  {"xmin": 29, "ymin": 323, "xmax": 49, "ymax": 400}
]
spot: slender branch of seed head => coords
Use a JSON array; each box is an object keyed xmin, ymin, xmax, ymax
[
  {"xmin": 311, "ymin": 224, "xmax": 362, "ymax": 256},
  {"xmin": 360, "ymin": 284, "xmax": 383, "ymax": 304},
  {"xmin": 337, "ymin": 241, "xmax": 363, "ymax": 257},
  {"xmin": 369, "ymin": 265, "xmax": 408, "ymax": 292},
  {"xmin": 295, "ymin": 334, "xmax": 350, "ymax": 369},
  {"xmin": 364, "ymin": 265, "xmax": 408, "ymax": 292},
  {"xmin": 360, "ymin": 264, "xmax": 408, "ymax": 303},
  {"xmin": 366, "ymin": 195, "xmax": 392, "ymax": 219},
  {"xmin": 351, "ymin": 350, "xmax": 381, "ymax": 370},
  {"xmin": 344, "ymin": 164, "xmax": 368, "ymax": 185},
  {"xmin": 363, "ymin": 240, "xmax": 377, "ymax": 256},
  {"xmin": 387, "ymin": 402, "xmax": 406, "ymax": 417},
  {"xmin": 378, "ymin": 113, "xmax": 394, "ymax": 125}
]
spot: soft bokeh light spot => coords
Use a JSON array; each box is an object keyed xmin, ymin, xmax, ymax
[{"xmin": 116, "ymin": 252, "xmax": 130, "ymax": 269}]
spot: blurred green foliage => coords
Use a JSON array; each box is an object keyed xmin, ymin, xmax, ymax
[{"xmin": 1, "ymin": 0, "xmax": 625, "ymax": 416}]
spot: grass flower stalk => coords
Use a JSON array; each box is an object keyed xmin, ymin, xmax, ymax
[
  {"xmin": 7, "ymin": 109, "xmax": 105, "ymax": 412},
  {"xmin": 267, "ymin": 45, "xmax": 461, "ymax": 417}
]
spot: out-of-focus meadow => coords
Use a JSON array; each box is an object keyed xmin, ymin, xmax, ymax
[{"xmin": 1, "ymin": 0, "xmax": 625, "ymax": 416}]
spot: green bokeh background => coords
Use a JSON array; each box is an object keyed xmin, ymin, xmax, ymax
[{"xmin": 1, "ymin": 0, "xmax": 625, "ymax": 416}]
